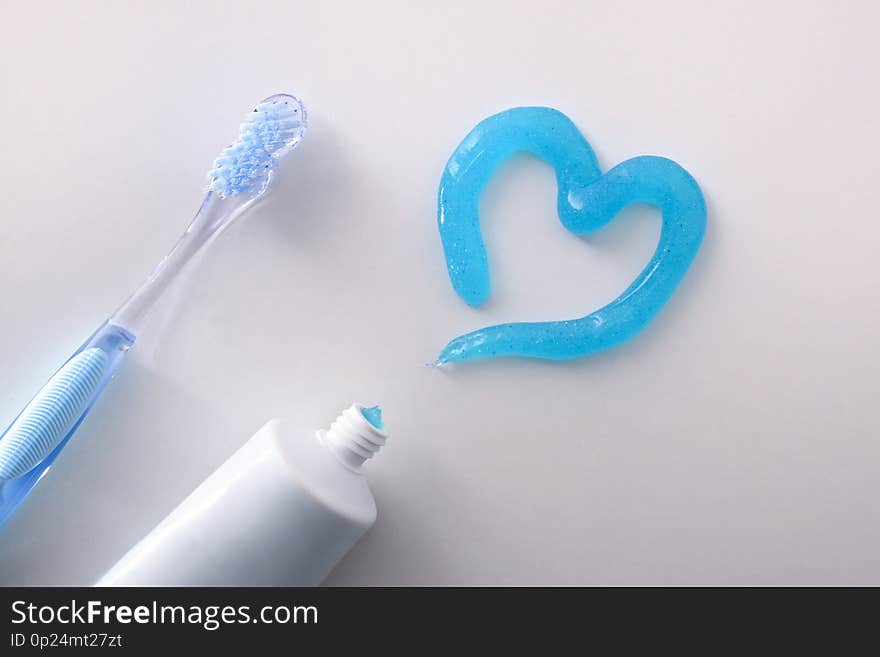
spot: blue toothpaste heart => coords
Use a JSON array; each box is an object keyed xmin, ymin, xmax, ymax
[{"xmin": 436, "ymin": 107, "xmax": 706, "ymax": 363}]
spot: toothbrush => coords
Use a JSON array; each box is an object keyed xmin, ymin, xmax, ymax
[{"xmin": 0, "ymin": 93, "xmax": 307, "ymax": 527}]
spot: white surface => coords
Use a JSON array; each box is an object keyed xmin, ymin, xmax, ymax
[{"xmin": 0, "ymin": 0, "xmax": 878, "ymax": 585}]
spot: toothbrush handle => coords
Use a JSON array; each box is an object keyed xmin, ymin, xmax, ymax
[{"xmin": 0, "ymin": 322, "xmax": 136, "ymax": 527}]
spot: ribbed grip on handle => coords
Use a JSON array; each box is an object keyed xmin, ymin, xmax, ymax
[
  {"xmin": 0, "ymin": 322, "xmax": 135, "ymax": 527},
  {"xmin": 0, "ymin": 348, "xmax": 108, "ymax": 480}
]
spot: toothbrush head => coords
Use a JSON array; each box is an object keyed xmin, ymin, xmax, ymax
[{"xmin": 208, "ymin": 94, "xmax": 307, "ymax": 199}]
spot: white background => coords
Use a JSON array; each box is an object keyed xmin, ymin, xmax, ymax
[{"xmin": 0, "ymin": 0, "xmax": 878, "ymax": 585}]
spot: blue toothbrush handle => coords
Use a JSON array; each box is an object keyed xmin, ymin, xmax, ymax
[{"xmin": 0, "ymin": 322, "xmax": 136, "ymax": 527}]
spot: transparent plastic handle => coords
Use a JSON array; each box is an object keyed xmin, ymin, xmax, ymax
[{"xmin": 0, "ymin": 322, "xmax": 135, "ymax": 527}]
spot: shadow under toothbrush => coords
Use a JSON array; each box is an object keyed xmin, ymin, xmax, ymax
[{"xmin": 255, "ymin": 120, "xmax": 360, "ymax": 248}]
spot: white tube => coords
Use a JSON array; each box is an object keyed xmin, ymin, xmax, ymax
[{"xmin": 97, "ymin": 403, "xmax": 387, "ymax": 586}]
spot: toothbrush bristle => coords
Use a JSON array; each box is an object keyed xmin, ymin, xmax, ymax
[{"xmin": 208, "ymin": 94, "xmax": 307, "ymax": 198}]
